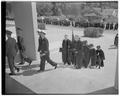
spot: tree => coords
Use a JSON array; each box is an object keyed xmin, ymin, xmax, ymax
[
  {"xmin": 36, "ymin": 3, "xmax": 53, "ymax": 16},
  {"xmin": 51, "ymin": 2, "xmax": 58, "ymax": 16}
]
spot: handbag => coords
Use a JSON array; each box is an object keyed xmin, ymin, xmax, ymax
[{"xmin": 59, "ymin": 48, "xmax": 63, "ymax": 52}]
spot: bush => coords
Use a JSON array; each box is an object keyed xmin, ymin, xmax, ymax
[{"xmin": 84, "ymin": 27, "xmax": 104, "ymax": 37}]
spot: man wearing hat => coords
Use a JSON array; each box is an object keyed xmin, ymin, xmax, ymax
[
  {"xmin": 16, "ymin": 27, "xmax": 32, "ymax": 65},
  {"xmin": 6, "ymin": 30, "xmax": 20, "ymax": 75},
  {"xmin": 37, "ymin": 29, "xmax": 57, "ymax": 72},
  {"xmin": 16, "ymin": 27, "xmax": 25, "ymax": 65}
]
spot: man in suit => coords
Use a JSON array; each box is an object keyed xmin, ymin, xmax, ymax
[
  {"xmin": 16, "ymin": 27, "xmax": 32, "ymax": 65},
  {"xmin": 37, "ymin": 29, "xmax": 57, "ymax": 72},
  {"xmin": 16, "ymin": 27, "xmax": 25, "ymax": 65},
  {"xmin": 6, "ymin": 30, "xmax": 20, "ymax": 75}
]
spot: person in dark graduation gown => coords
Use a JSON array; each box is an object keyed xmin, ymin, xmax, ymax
[
  {"xmin": 37, "ymin": 29, "xmax": 57, "ymax": 72},
  {"xmin": 72, "ymin": 35, "xmax": 83, "ymax": 69},
  {"xmin": 62, "ymin": 35, "xmax": 72, "ymax": 65},
  {"xmin": 6, "ymin": 30, "xmax": 20, "ymax": 75},
  {"xmin": 96, "ymin": 45, "xmax": 105, "ymax": 68},
  {"xmin": 88, "ymin": 44, "xmax": 97, "ymax": 68},
  {"xmin": 82, "ymin": 40, "xmax": 90, "ymax": 68}
]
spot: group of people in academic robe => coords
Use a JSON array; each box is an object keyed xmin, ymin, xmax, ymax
[{"xmin": 61, "ymin": 35, "xmax": 105, "ymax": 69}]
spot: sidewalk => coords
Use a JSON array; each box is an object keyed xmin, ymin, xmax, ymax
[{"xmin": 5, "ymin": 22, "xmax": 118, "ymax": 94}]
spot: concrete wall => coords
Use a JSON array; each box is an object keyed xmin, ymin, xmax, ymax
[{"xmin": 12, "ymin": 2, "xmax": 38, "ymax": 60}]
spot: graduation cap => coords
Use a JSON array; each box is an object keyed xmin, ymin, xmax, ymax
[{"xmin": 6, "ymin": 30, "xmax": 12, "ymax": 35}]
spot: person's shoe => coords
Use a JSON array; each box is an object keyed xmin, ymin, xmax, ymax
[
  {"xmin": 18, "ymin": 62, "xmax": 24, "ymax": 65},
  {"xmin": 9, "ymin": 73, "xmax": 16, "ymax": 75},
  {"xmin": 37, "ymin": 70, "xmax": 44, "ymax": 72},
  {"xmin": 29, "ymin": 61, "xmax": 32, "ymax": 66},
  {"xmin": 54, "ymin": 65, "xmax": 57, "ymax": 69},
  {"xmin": 16, "ymin": 68, "xmax": 20, "ymax": 72}
]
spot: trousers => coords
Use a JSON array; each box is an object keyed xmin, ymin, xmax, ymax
[
  {"xmin": 7, "ymin": 55, "xmax": 17, "ymax": 74},
  {"xmin": 40, "ymin": 54, "xmax": 57, "ymax": 71}
]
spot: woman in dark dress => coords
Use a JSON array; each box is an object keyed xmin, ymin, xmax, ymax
[{"xmin": 96, "ymin": 45, "xmax": 105, "ymax": 69}]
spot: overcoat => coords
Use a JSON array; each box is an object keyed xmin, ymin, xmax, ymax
[
  {"xmin": 62, "ymin": 39, "xmax": 72, "ymax": 64},
  {"xmin": 82, "ymin": 45, "xmax": 90, "ymax": 68},
  {"xmin": 6, "ymin": 37, "xmax": 18, "ymax": 74},
  {"xmin": 89, "ymin": 48, "xmax": 97, "ymax": 66},
  {"xmin": 6, "ymin": 37, "xmax": 18, "ymax": 57},
  {"xmin": 72, "ymin": 40, "xmax": 83, "ymax": 68},
  {"xmin": 38, "ymin": 37, "xmax": 57, "ymax": 71}
]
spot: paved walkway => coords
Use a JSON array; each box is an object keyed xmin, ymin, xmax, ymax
[{"xmin": 6, "ymin": 21, "xmax": 118, "ymax": 94}]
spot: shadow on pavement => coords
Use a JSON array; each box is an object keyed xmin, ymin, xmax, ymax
[
  {"xmin": 16, "ymin": 66, "xmax": 54, "ymax": 76},
  {"xmin": 81, "ymin": 35, "xmax": 104, "ymax": 38},
  {"xmin": 57, "ymin": 64, "xmax": 75, "ymax": 69},
  {"xmin": 17, "ymin": 69, "xmax": 39, "ymax": 76},
  {"xmin": 20, "ymin": 64, "xmax": 40, "ymax": 70},
  {"xmin": 108, "ymin": 46, "xmax": 117, "ymax": 49}
]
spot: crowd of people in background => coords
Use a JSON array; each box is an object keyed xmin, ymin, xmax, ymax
[
  {"xmin": 38, "ymin": 18, "xmax": 118, "ymax": 30},
  {"xmin": 60, "ymin": 34, "xmax": 105, "ymax": 69}
]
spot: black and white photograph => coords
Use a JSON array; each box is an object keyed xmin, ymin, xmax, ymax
[{"xmin": 2, "ymin": 0, "xmax": 119, "ymax": 95}]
